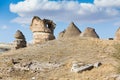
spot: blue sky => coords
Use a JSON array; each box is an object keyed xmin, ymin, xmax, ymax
[{"xmin": 0, "ymin": 0, "xmax": 120, "ymax": 43}]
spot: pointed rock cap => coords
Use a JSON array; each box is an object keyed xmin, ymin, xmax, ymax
[
  {"xmin": 30, "ymin": 16, "xmax": 41, "ymax": 26},
  {"xmin": 14, "ymin": 30, "xmax": 25, "ymax": 39},
  {"xmin": 30, "ymin": 16, "xmax": 51, "ymax": 33},
  {"xmin": 115, "ymin": 27, "xmax": 120, "ymax": 40},
  {"xmin": 62, "ymin": 22, "xmax": 81, "ymax": 38},
  {"xmin": 80, "ymin": 27, "xmax": 99, "ymax": 38}
]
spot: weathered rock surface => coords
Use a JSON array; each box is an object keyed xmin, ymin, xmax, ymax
[
  {"xmin": 58, "ymin": 22, "xmax": 81, "ymax": 39},
  {"xmin": 14, "ymin": 30, "xmax": 26, "ymax": 49},
  {"xmin": 10, "ymin": 59, "xmax": 63, "ymax": 72},
  {"xmin": 94, "ymin": 62, "xmax": 102, "ymax": 68},
  {"xmin": 71, "ymin": 62, "xmax": 102, "ymax": 73},
  {"xmin": 115, "ymin": 27, "xmax": 120, "ymax": 40},
  {"xmin": 80, "ymin": 27, "xmax": 99, "ymax": 38},
  {"xmin": 30, "ymin": 16, "xmax": 56, "ymax": 44}
]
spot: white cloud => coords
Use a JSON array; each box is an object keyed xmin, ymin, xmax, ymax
[
  {"xmin": 9, "ymin": 0, "xmax": 120, "ymax": 24},
  {"xmin": 114, "ymin": 21, "xmax": 120, "ymax": 26},
  {"xmin": 94, "ymin": 0, "xmax": 120, "ymax": 8},
  {"xmin": 11, "ymin": 17, "xmax": 32, "ymax": 25},
  {"xmin": 1, "ymin": 25, "xmax": 8, "ymax": 30}
]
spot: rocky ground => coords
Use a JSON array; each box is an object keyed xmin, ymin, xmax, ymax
[
  {"xmin": 0, "ymin": 38, "xmax": 120, "ymax": 80},
  {"xmin": 0, "ymin": 43, "xmax": 12, "ymax": 53}
]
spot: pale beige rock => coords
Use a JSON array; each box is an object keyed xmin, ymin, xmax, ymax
[
  {"xmin": 80, "ymin": 27, "xmax": 99, "ymax": 38},
  {"xmin": 115, "ymin": 27, "xmax": 120, "ymax": 40},
  {"xmin": 33, "ymin": 32, "xmax": 55, "ymax": 44},
  {"xmin": 58, "ymin": 22, "xmax": 81, "ymax": 39},
  {"xmin": 30, "ymin": 16, "xmax": 56, "ymax": 44},
  {"xmin": 58, "ymin": 29, "xmax": 66, "ymax": 39},
  {"xmin": 14, "ymin": 30, "xmax": 26, "ymax": 49}
]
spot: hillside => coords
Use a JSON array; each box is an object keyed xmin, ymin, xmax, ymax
[{"xmin": 0, "ymin": 38, "xmax": 120, "ymax": 80}]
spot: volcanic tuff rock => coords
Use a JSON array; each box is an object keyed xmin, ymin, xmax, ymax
[
  {"xmin": 14, "ymin": 30, "xmax": 26, "ymax": 49},
  {"xmin": 58, "ymin": 22, "xmax": 81, "ymax": 39},
  {"xmin": 115, "ymin": 27, "xmax": 120, "ymax": 40},
  {"xmin": 30, "ymin": 16, "xmax": 56, "ymax": 44},
  {"xmin": 80, "ymin": 27, "xmax": 99, "ymax": 38}
]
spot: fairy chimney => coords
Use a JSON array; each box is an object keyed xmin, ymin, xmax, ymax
[
  {"xmin": 115, "ymin": 27, "xmax": 120, "ymax": 40},
  {"xmin": 80, "ymin": 27, "xmax": 99, "ymax": 38},
  {"xmin": 14, "ymin": 30, "xmax": 27, "ymax": 49},
  {"xmin": 58, "ymin": 22, "xmax": 81, "ymax": 39},
  {"xmin": 30, "ymin": 16, "xmax": 56, "ymax": 44}
]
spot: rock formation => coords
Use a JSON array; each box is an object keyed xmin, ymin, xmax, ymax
[
  {"xmin": 115, "ymin": 27, "xmax": 120, "ymax": 40},
  {"xmin": 80, "ymin": 27, "xmax": 99, "ymax": 38},
  {"xmin": 58, "ymin": 22, "xmax": 81, "ymax": 39},
  {"xmin": 58, "ymin": 29, "xmax": 66, "ymax": 39},
  {"xmin": 30, "ymin": 16, "xmax": 56, "ymax": 44},
  {"xmin": 71, "ymin": 62, "xmax": 102, "ymax": 73},
  {"xmin": 14, "ymin": 30, "xmax": 26, "ymax": 49}
]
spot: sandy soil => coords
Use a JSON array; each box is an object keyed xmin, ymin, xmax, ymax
[{"xmin": 0, "ymin": 38, "xmax": 120, "ymax": 80}]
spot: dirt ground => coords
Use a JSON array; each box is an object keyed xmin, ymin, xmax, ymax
[{"xmin": 0, "ymin": 38, "xmax": 120, "ymax": 80}]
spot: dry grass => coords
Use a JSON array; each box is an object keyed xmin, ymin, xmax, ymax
[
  {"xmin": 112, "ymin": 43, "xmax": 120, "ymax": 73},
  {"xmin": 0, "ymin": 38, "xmax": 119, "ymax": 80}
]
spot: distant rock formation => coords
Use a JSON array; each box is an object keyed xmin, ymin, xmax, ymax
[
  {"xmin": 0, "ymin": 48, "xmax": 10, "ymax": 53},
  {"xmin": 58, "ymin": 22, "xmax": 81, "ymax": 39},
  {"xmin": 115, "ymin": 27, "xmax": 120, "ymax": 40},
  {"xmin": 30, "ymin": 16, "xmax": 56, "ymax": 44},
  {"xmin": 80, "ymin": 27, "xmax": 99, "ymax": 38},
  {"xmin": 14, "ymin": 30, "xmax": 26, "ymax": 49}
]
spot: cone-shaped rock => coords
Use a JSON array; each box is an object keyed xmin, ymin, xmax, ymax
[
  {"xmin": 14, "ymin": 30, "xmax": 26, "ymax": 49},
  {"xmin": 14, "ymin": 30, "xmax": 25, "ymax": 39},
  {"xmin": 80, "ymin": 27, "xmax": 99, "ymax": 38},
  {"xmin": 58, "ymin": 22, "xmax": 81, "ymax": 38},
  {"xmin": 115, "ymin": 27, "xmax": 120, "ymax": 40}
]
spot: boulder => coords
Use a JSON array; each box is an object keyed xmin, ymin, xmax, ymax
[
  {"xmin": 71, "ymin": 63, "xmax": 94, "ymax": 73},
  {"xmin": 12, "ymin": 60, "xmax": 62, "ymax": 72},
  {"xmin": 94, "ymin": 62, "xmax": 102, "ymax": 68},
  {"xmin": 71, "ymin": 62, "xmax": 102, "ymax": 73}
]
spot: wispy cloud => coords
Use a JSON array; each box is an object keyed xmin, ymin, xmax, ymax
[
  {"xmin": 9, "ymin": 0, "xmax": 120, "ymax": 24},
  {"xmin": 114, "ymin": 21, "xmax": 120, "ymax": 26},
  {"xmin": 1, "ymin": 25, "xmax": 8, "ymax": 30}
]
